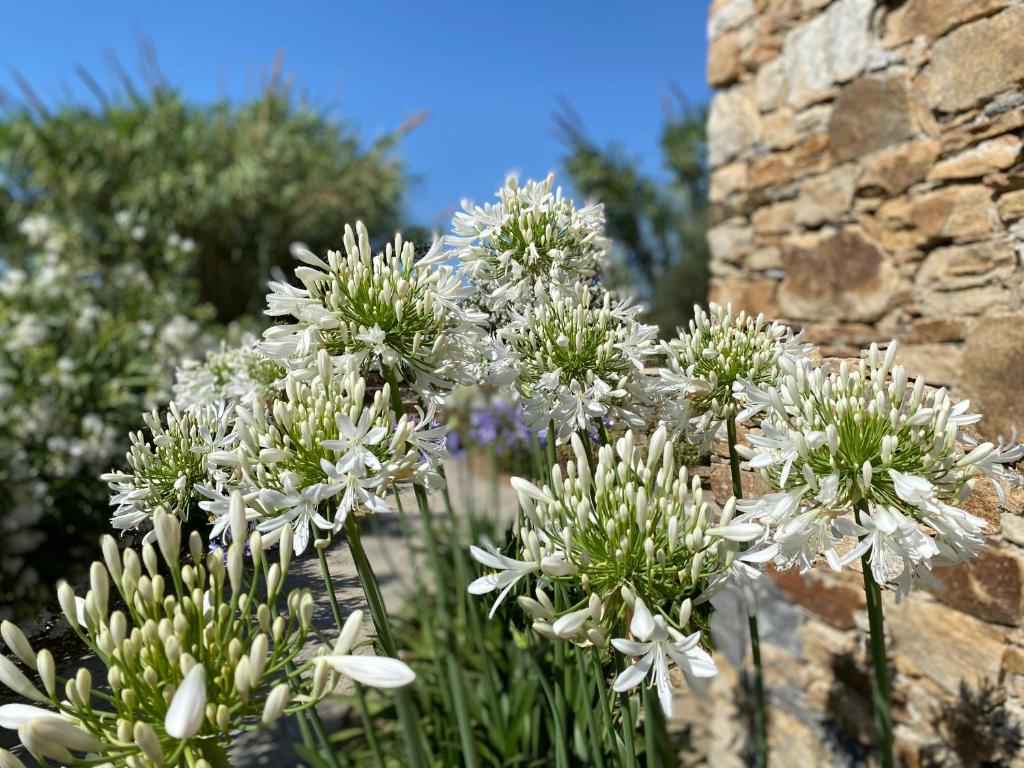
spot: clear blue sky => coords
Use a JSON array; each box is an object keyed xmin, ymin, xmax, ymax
[{"xmin": 1, "ymin": 2, "xmax": 711, "ymax": 228}]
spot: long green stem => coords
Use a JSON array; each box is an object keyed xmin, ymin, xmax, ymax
[
  {"xmin": 618, "ymin": 690, "xmax": 638, "ymax": 768},
  {"xmin": 641, "ymin": 686, "xmax": 658, "ymax": 768},
  {"xmin": 592, "ymin": 649, "xmax": 625, "ymax": 766},
  {"xmin": 354, "ymin": 684, "xmax": 386, "ymax": 768},
  {"xmin": 856, "ymin": 504, "xmax": 894, "ymax": 768},
  {"xmin": 345, "ymin": 514, "xmax": 430, "ymax": 768},
  {"xmin": 727, "ymin": 415, "xmax": 768, "ymax": 768},
  {"xmin": 575, "ymin": 648, "xmax": 607, "ymax": 768}
]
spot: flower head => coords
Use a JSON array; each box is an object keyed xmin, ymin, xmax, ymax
[
  {"xmin": 262, "ymin": 224, "xmax": 485, "ymax": 404},
  {"xmin": 102, "ymin": 402, "xmax": 237, "ymax": 536},
  {"xmin": 173, "ymin": 336, "xmax": 285, "ymax": 410},
  {"xmin": 737, "ymin": 342, "xmax": 1021, "ymax": 598},
  {"xmin": 216, "ymin": 352, "xmax": 445, "ymax": 554},
  {"xmin": 496, "ymin": 282, "xmax": 657, "ymax": 443},
  {"xmin": 0, "ymin": 497, "xmax": 411, "ymax": 765},
  {"xmin": 449, "ymin": 173, "xmax": 608, "ymax": 314},
  {"xmin": 470, "ymin": 426, "xmax": 758, "ymax": 647},
  {"xmin": 661, "ymin": 303, "xmax": 811, "ymax": 444}
]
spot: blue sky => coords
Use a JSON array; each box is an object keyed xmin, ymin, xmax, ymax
[{"xmin": 1, "ymin": 2, "xmax": 711, "ymax": 227}]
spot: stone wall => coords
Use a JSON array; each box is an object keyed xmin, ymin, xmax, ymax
[
  {"xmin": 701, "ymin": 4, "xmax": 1024, "ymax": 762},
  {"xmin": 705, "ymin": 0, "xmax": 1024, "ymax": 440}
]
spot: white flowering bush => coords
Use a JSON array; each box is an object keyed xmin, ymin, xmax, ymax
[
  {"xmin": 0, "ymin": 231, "xmax": 205, "ymax": 618},
  {"xmin": 496, "ymin": 282, "xmax": 658, "ymax": 443},
  {"xmin": 449, "ymin": 173, "xmax": 608, "ymax": 315},
  {"xmin": 0, "ymin": 499, "xmax": 413, "ymax": 767}
]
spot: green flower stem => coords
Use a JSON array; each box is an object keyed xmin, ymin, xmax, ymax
[
  {"xmin": 856, "ymin": 503, "xmax": 895, "ymax": 768},
  {"xmin": 727, "ymin": 415, "xmax": 768, "ymax": 768},
  {"xmin": 618, "ymin": 690, "xmax": 638, "ymax": 768},
  {"xmin": 528, "ymin": 652, "xmax": 570, "ymax": 768},
  {"xmin": 344, "ymin": 514, "xmax": 430, "ymax": 768},
  {"xmin": 317, "ymin": 536, "xmax": 345, "ymax": 631},
  {"xmin": 592, "ymin": 649, "xmax": 625, "ymax": 766},
  {"xmin": 574, "ymin": 648, "xmax": 607, "ymax": 768},
  {"xmin": 547, "ymin": 418, "xmax": 558, "ymax": 469},
  {"xmin": 354, "ymin": 683, "xmax": 386, "ymax": 768},
  {"xmin": 641, "ymin": 685, "xmax": 659, "ymax": 768}
]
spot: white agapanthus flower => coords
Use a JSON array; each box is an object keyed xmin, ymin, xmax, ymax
[
  {"xmin": 173, "ymin": 336, "xmax": 285, "ymax": 410},
  {"xmin": 470, "ymin": 426, "xmax": 761, "ymax": 651},
  {"xmin": 496, "ymin": 281, "xmax": 658, "ymax": 443},
  {"xmin": 215, "ymin": 351, "xmax": 444, "ymax": 555},
  {"xmin": 102, "ymin": 402, "xmax": 238, "ymax": 536},
  {"xmin": 449, "ymin": 173, "xmax": 608, "ymax": 314},
  {"xmin": 262, "ymin": 223, "xmax": 486, "ymax": 405},
  {"xmin": 736, "ymin": 342, "xmax": 1021, "ymax": 599},
  {"xmin": 660, "ymin": 302, "xmax": 811, "ymax": 446},
  {"xmin": 611, "ymin": 597, "xmax": 717, "ymax": 715},
  {"xmin": 0, "ymin": 500, "xmax": 413, "ymax": 767}
]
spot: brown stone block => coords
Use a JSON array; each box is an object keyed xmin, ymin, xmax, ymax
[
  {"xmin": 778, "ymin": 228, "xmax": 900, "ymax": 322},
  {"xmin": 930, "ymin": 544, "xmax": 1024, "ymax": 626},
  {"xmin": 941, "ymin": 109, "xmax": 1024, "ymax": 155},
  {"xmin": 928, "ymin": 135, "xmax": 1023, "ymax": 181},
  {"xmin": 771, "ymin": 565, "xmax": 865, "ymax": 630},
  {"xmin": 961, "ymin": 316, "xmax": 1024, "ymax": 440},
  {"xmin": 858, "ymin": 139, "xmax": 941, "ymax": 197},
  {"xmin": 927, "ymin": 7, "xmax": 1024, "ymax": 114},
  {"xmin": 914, "ymin": 239, "xmax": 1017, "ymax": 317},
  {"xmin": 875, "ymin": 185, "xmax": 1001, "ymax": 248},
  {"xmin": 997, "ymin": 189, "xmax": 1024, "ymax": 222},
  {"xmin": 708, "ymin": 277, "xmax": 780, "ymax": 318},
  {"xmin": 906, "ymin": 318, "xmax": 966, "ymax": 344},
  {"xmin": 709, "ymin": 162, "xmax": 750, "ymax": 204},
  {"xmin": 883, "ymin": 0, "xmax": 1009, "ymax": 46},
  {"xmin": 752, "ymin": 200, "xmax": 798, "ymax": 235},
  {"xmin": 708, "ymin": 29, "xmax": 743, "ymax": 87},
  {"xmin": 896, "ymin": 343, "xmax": 964, "ymax": 388},
  {"xmin": 796, "ymin": 165, "xmax": 857, "ymax": 227},
  {"xmin": 886, "ymin": 594, "xmax": 1007, "ymax": 694},
  {"xmin": 829, "ymin": 76, "xmax": 916, "ymax": 163}
]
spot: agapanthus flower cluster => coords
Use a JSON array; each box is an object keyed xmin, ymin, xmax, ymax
[
  {"xmin": 449, "ymin": 173, "xmax": 608, "ymax": 314},
  {"xmin": 262, "ymin": 224, "xmax": 485, "ymax": 404},
  {"xmin": 737, "ymin": 342, "xmax": 1021, "ymax": 598},
  {"xmin": 173, "ymin": 337, "xmax": 285, "ymax": 411},
  {"xmin": 470, "ymin": 427, "xmax": 761, "ymax": 709},
  {"xmin": 660, "ymin": 303, "xmax": 811, "ymax": 446},
  {"xmin": 496, "ymin": 282, "xmax": 658, "ymax": 443},
  {"xmin": 0, "ymin": 499, "xmax": 414, "ymax": 767},
  {"xmin": 211, "ymin": 351, "xmax": 446, "ymax": 555},
  {"xmin": 102, "ymin": 404, "xmax": 237, "ymax": 536}
]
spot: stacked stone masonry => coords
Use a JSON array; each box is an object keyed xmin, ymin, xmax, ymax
[{"xmin": 702, "ymin": 1, "xmax": 1024, "ymax": 764}]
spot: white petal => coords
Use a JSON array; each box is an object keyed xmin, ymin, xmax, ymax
[
  {"xmin": 165, "ymin": 665, "xmax": 207, "ymax": 739},
  {"xmin": 324, "ymin": 655, "xmax": 416, "ymax": 689}
]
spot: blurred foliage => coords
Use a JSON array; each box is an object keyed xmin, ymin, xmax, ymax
[
  {"xmin": 557, "ymin": 93, "xmax": 710, "ymax": 335},
  {"xmin": 0, "ymin": 57, "xmax": 417, "ymax": 618},
  {"xmin": 0, "ymin": 57, "xmax": 413, "ymax": 321}
]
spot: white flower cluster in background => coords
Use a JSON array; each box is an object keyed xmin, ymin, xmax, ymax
[
  {"xmin": 0, "ymin": 230, "xmax": 204, "ymax": 616},
  {"xmin": 737, "ymin": 342, "xmax": 1021, "ymax": 598},
  {"xmin": 0, "ymin": 498, "xmax": 413, "ymax": 767},
  {"xmin": 496, "ymin": 282, "xmax": 658, "ymax": 443},
  {"xmin": 263, "ymin": 224, "xmax": 486, "ymax": 404},
  {"xmin": 449, "ymin": 173, "xmax": 608, "ymax": 316},
  {"xmin": 173, "ymin": 336, "xmax": 285, "ymax": 410},
  {"xmin": 661, "ymin": 302, "xmax": 811, "ymax": 447}
]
